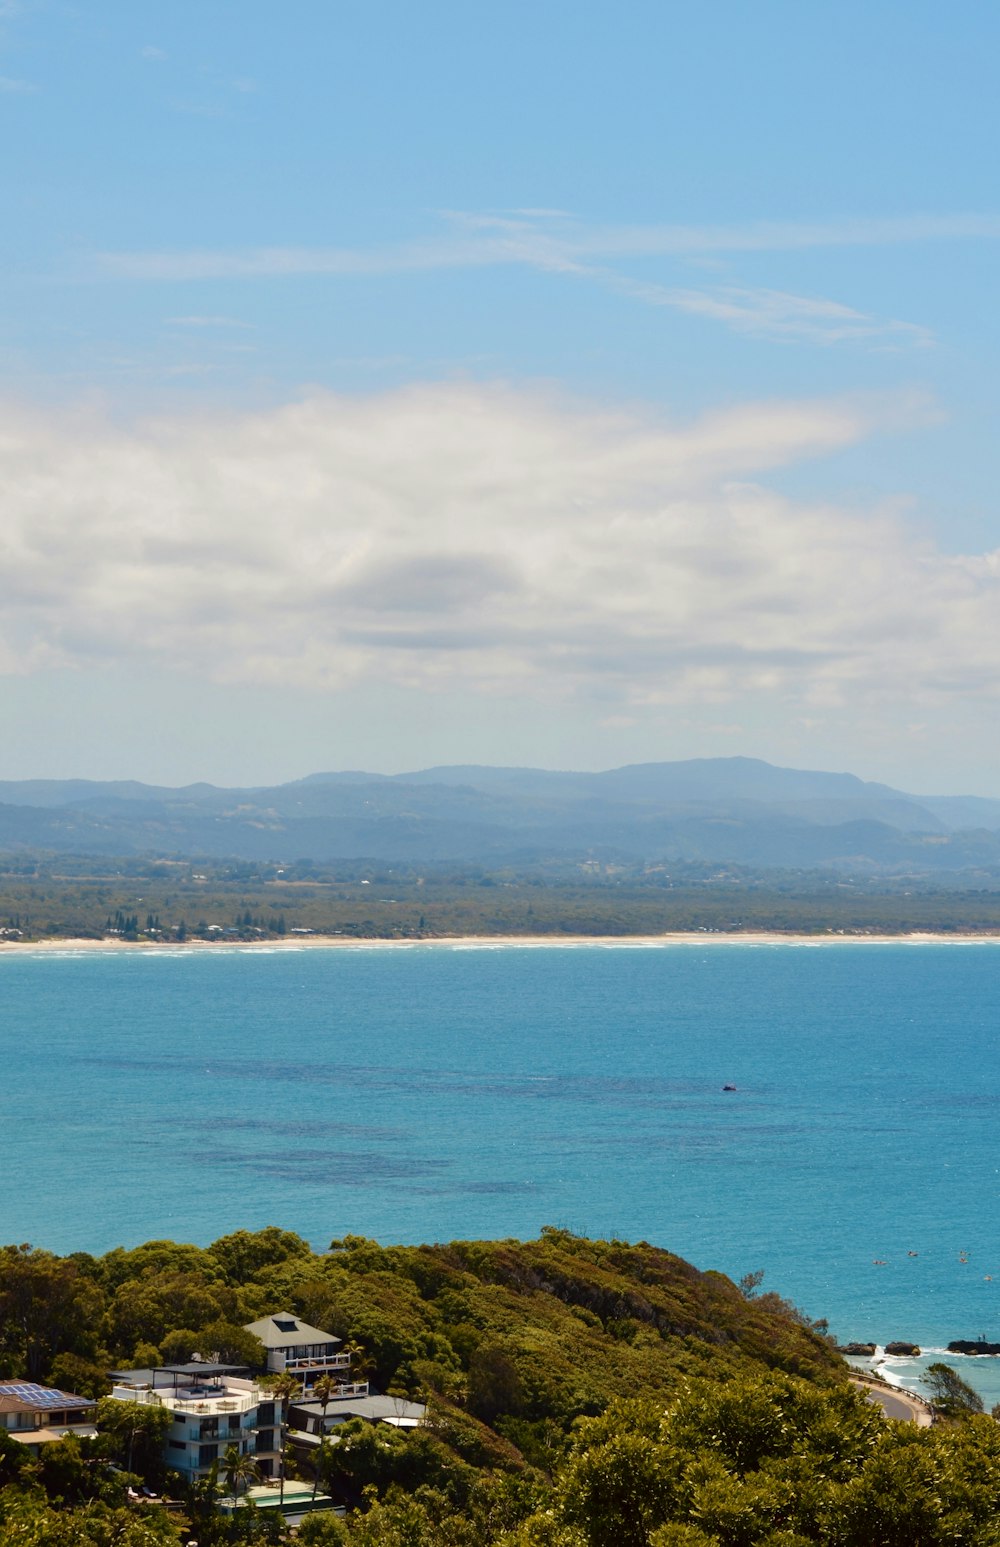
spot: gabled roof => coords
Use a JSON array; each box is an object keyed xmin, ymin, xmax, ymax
[{"xmin": 243, "ymin": 1312, "xmax": 341, "ymax": 1349}]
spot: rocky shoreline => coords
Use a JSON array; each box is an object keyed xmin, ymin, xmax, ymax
[
  {"xmin": 838, "ymin": 1341, "xmax": 922, "ymax": 1357},
  {"xmin": 839, "ymin": 1339, "xmax": 1000, "ymax": 1358}
]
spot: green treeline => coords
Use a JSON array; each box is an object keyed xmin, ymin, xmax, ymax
[
  {"xmin": 3, "ymin": 853, "xmax": 1000, "ymax": 940},
  {"xmin": 4, "ymin": 1228, "xmax": 1000, "ymax": 1543}
]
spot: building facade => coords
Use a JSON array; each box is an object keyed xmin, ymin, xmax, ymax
[
  {"xmin": 109, "ymin": 1363, "xmax": 283, "ymax": 1484},
  {"xmin": 243, "ymin": 1312, "xmax": 359, "ymax": 1390}
]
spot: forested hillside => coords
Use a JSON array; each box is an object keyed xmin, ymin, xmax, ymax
[
  {"xmin": 5, "ymin": 1228, "xmax": 1000, "ymax": 1543},
  {"xmin": 1, "ymin": 757, "xmax": 999, "ymax": 873}
]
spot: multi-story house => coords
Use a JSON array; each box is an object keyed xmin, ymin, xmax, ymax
[
  {"xmin": 243, "ymin": 1312, "xmax": 363, "ymax": 1392},
  {"xmin": 0, "ymin": 1382, "xmax": 97, "ymax": 1448},
  {"xmin": 109, "ymin": 1362, "xmax": 283, "ymax": 1484}
]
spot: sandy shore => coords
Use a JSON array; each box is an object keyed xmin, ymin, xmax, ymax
[{"xmin": 2, "ymin": 930, "xmax": 1000, "ymax": 953}]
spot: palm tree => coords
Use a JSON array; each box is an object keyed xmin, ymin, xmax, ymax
[
  {"xmin": 221, "ymin": 1441, "xmax": 259, "ymax": 1501},
  {"xmin": 342, "ymin": 1341, "xmax": 373, "ymax": 1388},
  {"xmin": 263, "ymin": 1370, "xmax": 301, "ymax": 1507},
  {"xmin": 310, "ymin": 1373, "xmax": 338, "ymax": 1502}
]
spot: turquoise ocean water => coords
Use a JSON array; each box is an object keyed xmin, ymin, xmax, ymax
[{"xmin": 2, "ymin": 940, "xmax": 999, "ymax": 1401}]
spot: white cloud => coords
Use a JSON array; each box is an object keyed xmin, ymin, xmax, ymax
[
  {"xmin": 0, "ymin": 74, "xmax": 35, "ymax": 92},
  {"xmin": 0, "ymin": 383, "xmax": 994, "ymax": 720}
]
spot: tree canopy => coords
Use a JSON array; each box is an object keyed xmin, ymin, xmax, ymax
[{"xmin": 1, "ymin": 1227, "xmax": 998, "ymax": 1544}]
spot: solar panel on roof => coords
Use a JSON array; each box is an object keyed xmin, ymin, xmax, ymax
[{"xmin": 0, "ymin": 1383, "xmax": 92, "ymax": 1408}]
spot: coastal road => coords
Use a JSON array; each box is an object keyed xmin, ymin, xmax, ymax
[{"xmin": 850, "ymin": 1377, "xmax": 933, "ymax": 1427}]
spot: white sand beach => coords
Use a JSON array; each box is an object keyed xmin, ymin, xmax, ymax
[{"xmin": 2, "ymin": 930, "xmax": 1000, "ymax": 954}]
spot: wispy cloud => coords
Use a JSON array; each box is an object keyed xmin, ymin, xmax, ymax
[
  {"xmin": 97, "ymin": 236, "xmax": 493, "ymax": 281},
  {"xmin": 165, "ymin": 315, "xmax": 253, "ymax": 330},
  {"xmin": 140, "ymin": 44, "xmax": 168, "ymax": 62},
  {"xmin": 95, "ymin": 207, "xmax": 995, "ymax": 348},
  {"xmin": 0, "ymin": 73, "xmax": 35, "ymax": 93},
  {"xmin": 167, "ymin": 97, "xmax": 230, "ymax": 120},
  {"xmin": 593, "ymin": 273, "xmax": 933, "ymax": 347},
  {"xmin": 2, "ymin": 381, "xmax": 992, "ymax": 724},
  {"xmin": 102, "ymin": 208, "xmax": 1000, "ymax": 281},
  {"xmin": 555, "ymin": 211, "xmax": 1000, "ymax": 257}
]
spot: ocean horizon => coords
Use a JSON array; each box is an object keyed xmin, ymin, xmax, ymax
[{"xmin": 4, "ymin": 939, "xmax": 1000, "ymax": 1397}]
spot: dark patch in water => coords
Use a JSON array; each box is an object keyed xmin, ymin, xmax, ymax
[
  {"xmin": 81, "ymin": 1053, "xmax": 744, "ymax": 1108},
  {"xmin": 193, "ymin": 1146, "xmax": 449, "ymax": 1185},
  {"xmin": 165, "ymin": 1114, "xmax": 405, "ymax": 1141}
]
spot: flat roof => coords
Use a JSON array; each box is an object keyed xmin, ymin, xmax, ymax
[
  {"xmin": 161, "ymin": 1362, "xmax": 248, "ymax": 1378},
  {"xmin": 110, "ymin": 1363, "xmax": 248, "ymax": 1384},
  {"xmin": 293, "ymin": 1394, "xmax": 426, "ymax": 1424}
]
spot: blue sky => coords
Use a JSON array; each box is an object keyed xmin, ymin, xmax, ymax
[{"xmin": 2, "ymin": 0, "xmax": 1000, "ymax": 791}]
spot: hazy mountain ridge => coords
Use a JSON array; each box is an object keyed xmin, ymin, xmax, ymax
[{"xmin": 0, "ymin": 757, "xmax": 998, "ymax": 872}]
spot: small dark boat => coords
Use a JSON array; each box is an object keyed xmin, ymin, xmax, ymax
[{"xmin": 722, "ymin": 1083, "xmax": 737, "ymax": 1092}]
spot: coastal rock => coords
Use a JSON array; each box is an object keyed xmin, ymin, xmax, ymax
[
  {"xmin": 838, "ymin": 1342, "xmax": 876, "ymax": 1356},
  {"xmin": 946, "ymin": 1340, "xmax": 1000, "ymax": 1356},
  {"xmin": 884, "ymin": 1341, "xmax": 921, "ymax": 1356}
]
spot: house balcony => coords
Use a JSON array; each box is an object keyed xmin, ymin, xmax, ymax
[{"xmin": 280, "ymin": 1353, "xmax": 352, "ymax": 1373}]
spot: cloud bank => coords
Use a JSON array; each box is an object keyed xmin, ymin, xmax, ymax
[{"xmin": 0, "ymin": 384, "xmax": 995, "ymax": 716}]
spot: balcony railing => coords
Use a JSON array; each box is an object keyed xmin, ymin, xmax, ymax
[
  {"xmin": 111, "ymin": 1385, "xmax": 265, "ymax": 1418},
  {"xmin": 281, "ymin": 1353, "xmax": 351, "ymax": 1372}
]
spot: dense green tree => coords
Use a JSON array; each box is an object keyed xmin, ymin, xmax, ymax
[
  {"xmin": 208, "ymin": 1228, "xmax": 312, "ymax": 1286},
  {"xmin": 0, "ymin": 1245, "xmax": 104, "ymax": 1379},
  {"xmin": 0, "ymin": 1491, "xmax": 179, "ymax": 1545},
  {"xmin": 47, "ymin": 1351, "xmax": 112, "ymax": 1400},
  {"xmin": 924, "ymin": 1360, "xmax": 984, "ymax": 1417},
  {"xmin": 298, "ymin": 1512, "xmax": 350, "ymax": 1544},
  {"xmin": 468, "ymin": 1343, "xmax": 524, "ymax": 1426},
  {"xmin": 158, "ymin": 1328, "xmax": 200, "ymax": 1364},
  {"xmin": 104, "ymin": 1268, "xmax": 234, "ymax": 1358},
  {"xmin": 0, "ymin": 1426, "xmax": 36, "ymax": 1488},
  {"xmin": 98, "ymin": 1241, "xmax": 225, "ymax": 1293},
  {"xmin": 95, "ymin": 1397, "xmax": 172, "ymax": 1486},
  {"xmin": 195, "ymin": 1321, "xmax": 267, "ymax": 1368}
]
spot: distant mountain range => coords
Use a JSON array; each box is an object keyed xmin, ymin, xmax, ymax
[{"xmin": 0, "ymin": 757, "xmax": 999, "ymax": 874}]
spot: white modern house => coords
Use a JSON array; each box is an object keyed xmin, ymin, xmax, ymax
[{"xmin": 109, "ymin": 1362, "xmax": 283, "ymax": 1484}]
